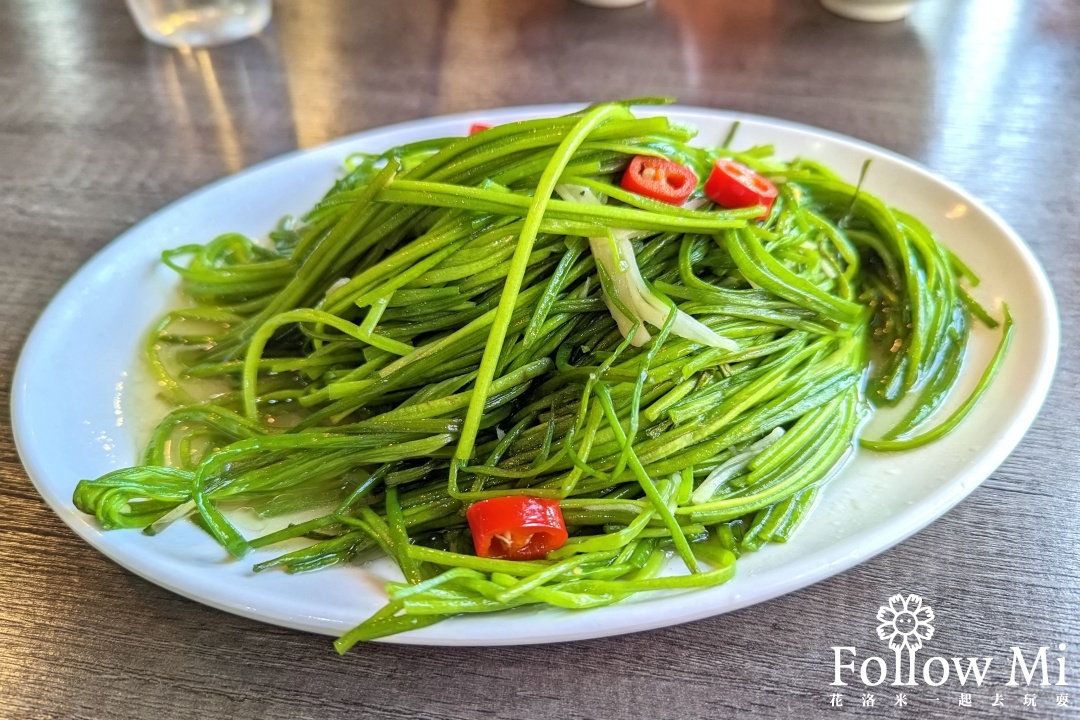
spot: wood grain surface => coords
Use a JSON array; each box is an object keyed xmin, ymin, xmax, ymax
[{"xmin": 1, "ymin": 1, "xmax": 1078, "ymax": 718}]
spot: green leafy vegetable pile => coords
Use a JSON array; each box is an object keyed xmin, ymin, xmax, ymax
[{"xmin": 73, "ymin": 100, "xmax": 1010, "ymax": 650}]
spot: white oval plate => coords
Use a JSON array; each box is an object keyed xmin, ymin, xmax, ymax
[{"xmin": 11, "ymin": 106, "xmax": 1058, "ymax": 646}]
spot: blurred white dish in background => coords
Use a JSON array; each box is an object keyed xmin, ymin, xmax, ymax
[
  {"xmin": 574, "ymin": 0, "xmax": 648, "ymax": 7},
  {"xmin": 820, "ymin": 0, "xmax": 914, "ymax": 22}
]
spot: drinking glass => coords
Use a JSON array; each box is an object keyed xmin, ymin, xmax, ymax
[{"xmin": 124, "ymin": 0, "xmax": 271, "ymax": 47}]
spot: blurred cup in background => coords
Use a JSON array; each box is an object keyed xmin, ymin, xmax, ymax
[
  {"xmin": 573, "ymin": 0, "xmax": 649, "ymax": 7},
  {"xmin": 124, "ymin": 0, "xmax": 271, "ymax": 47},
  {"xmin": 819, "ymin": 0, "xmax": 914, "ymax": 22}
]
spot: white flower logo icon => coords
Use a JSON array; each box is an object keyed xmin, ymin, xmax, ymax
[{"xmin": 877, "ymin": 594, "xmax": 934, "ymax": 651}]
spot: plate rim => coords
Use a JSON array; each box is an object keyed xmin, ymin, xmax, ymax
[{"xmin": 10, "ymin": 104, "xmax": 1061, "ymax": 646}]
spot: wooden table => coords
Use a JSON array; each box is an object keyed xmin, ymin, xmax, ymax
[{"xmin": 2, "ymin": 1, "xmax": 1078, "ymax": 717}]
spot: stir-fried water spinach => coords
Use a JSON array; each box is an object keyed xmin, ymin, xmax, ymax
[{"xmin": 73, "ymin": 100, "xmax": 1011, "ymax": 651}]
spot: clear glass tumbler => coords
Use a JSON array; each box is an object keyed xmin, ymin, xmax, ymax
[{"xmin": 124, "ymin": 0, "xmax": 271, "ymax": 47}]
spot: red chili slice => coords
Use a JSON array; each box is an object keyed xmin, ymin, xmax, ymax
[
  {"xmin": 466, "ymin": 496, "xmax": 568, "ymax": 561},
  {"xmin": 704, "ymin": 158, "xmax": 778, "ymax": 220},
  {"xmin": 619, "ymin": 155, "xmax": 698, "ymax": 205},
  {"xmin": 469, "ymin": 123, "xmax": 492, "ymax": 135}
]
